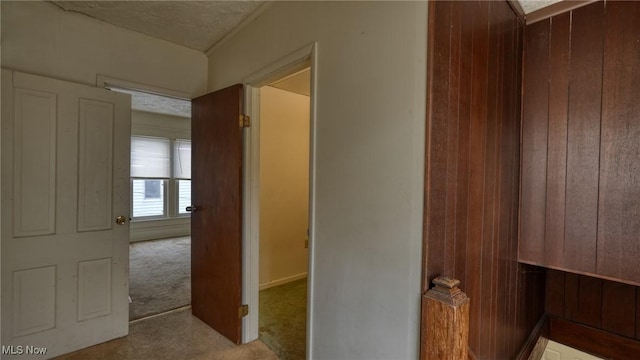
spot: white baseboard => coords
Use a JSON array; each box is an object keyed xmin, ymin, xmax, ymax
[
  {"xmin": 129, "ymin": 218, "xmax": 190, "ymax": 242},
  {"xmin": 259, "ymin": 272, "xmax": 307, "ymax": 291}
]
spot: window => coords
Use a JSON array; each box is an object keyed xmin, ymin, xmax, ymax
[
  {"xmin": 177, "ymin": 180, "xmax": 191, "ymax": 215},
  {"xmin": 174, "ymin": 140, "xmax": 192, "ymax": 215},
  {"xmin": 144, "ymin": 180, "xmax": 162, "ymax": 199},
  {"xmin": 131, "ymin": 136, "xmax": 191, "ymax": 220}
]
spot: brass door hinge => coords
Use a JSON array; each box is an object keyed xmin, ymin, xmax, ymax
[
  {"xmin": 239, "ymin": 304, "xmax": 249, "ymax": 318},
  {"xmin": 240, "ymin": 114, "xmax": 251, "ymax": 128}
]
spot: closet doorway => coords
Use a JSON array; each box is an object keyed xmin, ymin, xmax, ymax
[{"xmin": 257, "ymin": 68, "xmax": 311, "ymax": 360}]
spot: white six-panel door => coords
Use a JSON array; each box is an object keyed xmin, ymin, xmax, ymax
[{"xmin": 1, "ymin": 70, "xmax": 131, "ymax": 359}]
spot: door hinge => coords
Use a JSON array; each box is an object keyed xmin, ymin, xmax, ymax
[
  {"xmin": 240, "ymin": 114, "xmax": 251, "ymax": 128},
  {"xmin": 239, "ymin": 304, "xmax": 249, "ymax": 318}
]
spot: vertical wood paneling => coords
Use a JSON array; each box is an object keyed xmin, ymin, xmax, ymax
[
  {"xmin": 545, "ymin": 269, "xmax": 565, "ymax": 317},
  {"xmin": 424, "ymin": 0, "xmax": 451, "ymax": 287},
  {"xmin": 453, "ymin": 0, "xmax": 474, "ymax": 300},
  {"xmin": 636, "ymin": 288, "xmax": 640, "ymax": 340},
  {"xmin": 601, "ymin": 280, "xmax": 636, "ymax": 338},
  {"xmin": 520, "ymin": 19, "xmax": 549, "ymax": 264},
  {"xmin": 443, "ymin": 0, "xmax": 461, "ymax": 279},
  {"xmin": 521, "ymin": 0, "xmax": 638, "ymax": 286},
  {"xmin": 546, "ymin": 270, "xmax": 640, "ymax": 342},
  {"xmin": 495, "ymin": 5, "xmax": 515, "ymax": 357},
  {"xmin": 466, "ymin": 1, "xmax": 489, "ymax": 353},
  {"xmin": 508, "ymin": 21, "xmax": 525, "ymax": 358},
  {"xmin": 424, "ymin": 2, "xmax": 541, "ymax": 359},
  {"xmin": 544, "ymin": 12, "xmax": 570, "ymax": 267},
  {"xmin": 465, "ymin": 2, "xmax": 490, "ymax": 357},
  {"xmin": 563, "ymin": 272, "xmax": 579, "ymax": 319},
  {"xmin": 573, "ymin": 276, "xmax": 602, "ymax": 328},
  {"xmin": 563, "ymin": 1, "xmax": 604, "ymax": 274},
  {"xmin": 479, "ymin": 2, "xmax": 500, "ymax": 356},
  {"xmin": 597, "ymin": 0, "xmax": 640, "ymax": 284}
]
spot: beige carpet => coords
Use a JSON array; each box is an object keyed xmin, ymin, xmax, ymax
[
  {"xmin": 129, "ymin": 237, "xmax": 191, "ymax": 320},
  {"xmin": 54, "ymin": 307, "xmax": 278, "ymax": 360},
  {"xmin": 259, "ymin": 278, "xmax": 307, "ymax": 360}
]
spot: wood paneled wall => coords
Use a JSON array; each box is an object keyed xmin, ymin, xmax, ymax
[
  {"xmin": 546, "ymin": 269, "xmax": 640, "ymax": 341},
  {"xmin": 423, "ymin": 1, "xmax": 545, "ymax": 358},
  {"xmin": 520, "ymin": 0, "xmax": 640, "ymax": 285}
]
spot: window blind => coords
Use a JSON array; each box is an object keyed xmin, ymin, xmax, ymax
[
  {"xmin": 173, "ymin": 140, "xmax": 191, "ymax": 179},
  {"xmin": 131, "ymin": 136, "xmax": 171, "ymax": 178}
]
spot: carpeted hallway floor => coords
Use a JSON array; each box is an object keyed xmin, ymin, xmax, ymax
[
  {"xmin": 128, "ymin": 236, "xmax": 305, "ymax": 359},
  {"xmin": 129, "ymin": 237, "xmax": 191, "ymax": 320},
  {"xmin": 259, "ymin": 278, "xmax": 307, "ymax": 360},
  {"xmin": 54, "ymin": 307, "xmax": 278, "ymax": 360}
]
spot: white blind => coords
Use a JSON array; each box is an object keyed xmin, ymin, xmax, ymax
[
  {"xmin": 173, "ymin": 140, "xmax": 191, "ymax": 179},
  {"xmin": 131, "ymin": 136, "xmax": 170, "ymax": 178}
]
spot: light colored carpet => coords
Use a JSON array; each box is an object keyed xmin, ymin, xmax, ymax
[
  {"xmin": 129, "ymin": 237, "xmax": 191, "ymax": 320},
  {"xmin": 54, "ymin": 307, "xmax": 279, "ymax": 360},
  {"xmin": 259, "ymin": 278, "xmax": 307, "ymax": 360}
]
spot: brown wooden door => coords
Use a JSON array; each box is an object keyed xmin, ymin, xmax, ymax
[{"xmin": 191, "ymin": 84, "xmax": 244, "ymax": 344}]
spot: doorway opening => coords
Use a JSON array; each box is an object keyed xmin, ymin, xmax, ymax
[
  {"xmin": 256, "ymin": 68, "xmax": 311, "ymax": 359},
  {"xmin": 107, "ymin": 86, "xmax": 193, "ymax": 322}
]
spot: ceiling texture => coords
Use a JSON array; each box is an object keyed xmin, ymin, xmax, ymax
[
  {"xmin": 52, "ymin": 0, "xmax": 563, "ymax": 55},
  {"xmin": 52, "ymin": 1, "xmax": 264, "ymax": 53},
  {"xmin": 50, "ymin": 0, "xmax": 562, "ymax": 115},
  {"xmin": 518, "ymin": 0, "xmax": 563, "ymax": 14}
]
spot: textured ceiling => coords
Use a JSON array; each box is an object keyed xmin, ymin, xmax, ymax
[
  {"xmin": 51, "ymin": 1, "xmax": 562, "ymax": 116},
  {"xmin": 110, "ymin": 87, "xmax": 191, "ymax": 118},
  {"xmin": 518, "ymin": 0, "xmax": 564, "ymax": 14},
  {"xmin": 52, "ymin": 1, "xmax": 561, "ymax": 55},
  {"xmin": 52, "ymin": 1, "xmax": 263, "ymax": 52}
]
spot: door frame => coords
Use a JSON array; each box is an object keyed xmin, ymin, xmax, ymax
[
  {"xmin": 95, "ymin": 75, "xmax": 195, "ymax": 327},
  {"xmin": 241, "ymin": 42, "xmax": 317, "ymax": 355}
]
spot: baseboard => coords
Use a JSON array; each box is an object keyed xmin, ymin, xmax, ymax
[
  {"xmin": 548, "ymin": 317, "xmax": 640, "ymax": 360},
  {"xmin": 515, "ymin": 315, "xmax": 550, "ymax": 360},
  {"xmin": 130, "ymin": 218, "xmax": 190, "ymax": 242},
  {"xmin": 259, "ymin": 272, "xmax": 307, "ymax": 290}
]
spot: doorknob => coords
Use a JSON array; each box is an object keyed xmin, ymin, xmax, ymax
[
  {"xmin": 186, "ymin": 205, "xmax": 200, "ymax": 213},
  {"xmin": 115, "ymin": 216, "xmax": 127, "ymax": 225}
]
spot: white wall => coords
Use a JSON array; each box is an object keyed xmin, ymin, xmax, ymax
[
  {"xmin": 259, "ymin": 86, "xmax": 309, "ymax": 288},
  {"xmin": 1, "ymin": 1, "xmax": 205, "ymax": 241},
  {"xmin": 209, "ymin": 2, "xmax": 427, "ymax": 359},
  {"xmin": 1, "ymin": 1, "xmax": 207, "ymax": 96}
]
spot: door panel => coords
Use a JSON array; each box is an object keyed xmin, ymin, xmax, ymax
[
  {"xmin": 1, "ymin": 70, "xmax": 131, "ymax": 359},
  {"xmin": 12, "ymin": 88, "xmax": 57, "ymax": 237},
  {"xmin": 77, "ymin": 99, "xmax": 114, "ymax": 232},
  {"xmin": 191, "ymin": 84, "xmax": 244, "ymax": 344}
]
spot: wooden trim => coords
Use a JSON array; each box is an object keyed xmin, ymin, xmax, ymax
[
  {"xmin": 96, "ymin": 74, "xmax": 193, "ymax": 99},
  {"xmin": 515, "ymin": 315, "xmax": 550, "ymax": 360},
  {"xmin": 526, "ymin": 0, "xmax": 597, "ymax": 25},
  {"xmin": 421, "ymin": 0, "xmax": 436, "ymax": 294},
  {"xmin": 518, "ymin": 260, "xmax": 640, "ymax": 287},
  {"xmin": 548, "ymin": 317, "xmax": 640, "ymax": 359},
  {"xmin": 507, "ymin": 0, "xmax": 526, "ymax": 21}
]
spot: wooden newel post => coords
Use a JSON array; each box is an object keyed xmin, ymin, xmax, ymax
[{"xmin": 421, "ymin": 276, "xmax": 470, "ymax": 360}]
